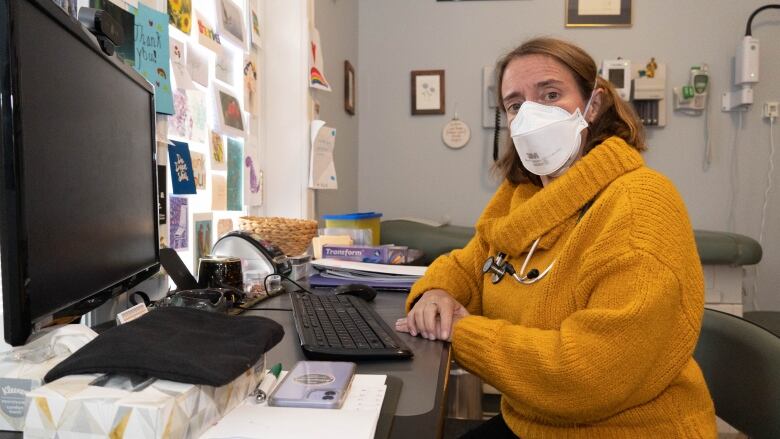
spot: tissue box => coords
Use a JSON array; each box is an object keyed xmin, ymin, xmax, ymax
[
  {"xmin": 23, "ymin": 356, "xmax": 265, "ymax": 439},
  {"xmin": 0, "ymin": 325, "xmax": 97, "ymax": 431}
]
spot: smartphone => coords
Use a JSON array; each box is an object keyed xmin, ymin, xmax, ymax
[{"xmin": 268, "ymin": 361, "xmax": 356, "ymax": 409}]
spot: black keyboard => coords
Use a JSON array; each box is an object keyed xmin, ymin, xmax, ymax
[{"xmin": 290, "ymin": 292, "xmax": 413, "ymax": 361}]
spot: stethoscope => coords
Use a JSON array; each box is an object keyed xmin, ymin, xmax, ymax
[
  {"xmin": 482, "ymin": 199, "xmax": 595, "ymax": 285},
  {"xmin": 482, "ymin": 237, "xmax": 555, "ymax": 285}
]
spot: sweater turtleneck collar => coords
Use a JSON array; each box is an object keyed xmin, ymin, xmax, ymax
[{"xmin": 476, "ymin": 136, "xmax": 644, "ymax": 255}]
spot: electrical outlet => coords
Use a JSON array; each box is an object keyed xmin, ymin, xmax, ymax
[{"xmin": 764, "ymin": 101, "xmax": 779, "ymax": 118}]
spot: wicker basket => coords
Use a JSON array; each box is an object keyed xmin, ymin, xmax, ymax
[{"xmin": 238, "ymin": 216, "xmax": 318, "ymax": 256}]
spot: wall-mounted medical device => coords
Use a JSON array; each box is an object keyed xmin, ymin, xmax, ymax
[
  {"xmin": 482, "ymin": 66, "xmax": 506, "ymax": 128},
  {"xmin": 674, "ymin": 65, "xmax": 710, "ymax": 112},
  {"xmin": 722, "ymin": 4, "xmax": 780, "ymax": 111},
  {"xmin": 482, "ymin": 66, "xmax": 508, "ymax": 161},
  {"xmin": 632, "ymin": 60, "xmax": 666, "ymax": 127},
  {"xmin": 601, "ymin": 59, "xmax": 631, "ymax": 101}
]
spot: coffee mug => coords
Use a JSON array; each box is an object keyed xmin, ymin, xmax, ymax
[{"xmin": 197, "ymin": 255, "xmax": 243, "ymax": 292}]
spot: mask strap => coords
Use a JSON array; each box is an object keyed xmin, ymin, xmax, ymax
[{"xmin": 581, "ymin": 80, "xmax": 599, "ymax": 120}]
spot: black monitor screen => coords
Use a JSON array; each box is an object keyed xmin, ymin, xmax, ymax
[{"xmin": 1, "ymin": 0, "xmax": 159, "ymax": 344}]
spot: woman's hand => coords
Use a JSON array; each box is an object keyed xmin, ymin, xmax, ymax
[{"xmin": 395, "ymin": 289, "xmax": 470, "ymax": 341}]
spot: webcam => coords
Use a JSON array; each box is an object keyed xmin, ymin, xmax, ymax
[{"xmin": 77, "ymin": 7, "xmax": 123, "ymax": 56}]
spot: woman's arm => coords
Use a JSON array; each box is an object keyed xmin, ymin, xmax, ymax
[
  {"xmin": 398, "ymin": 235, "xmax": 490, "ymax": 340},
  {"xmin": 405, "ymin": 234, "xmax": 489, "ymax": 314}
]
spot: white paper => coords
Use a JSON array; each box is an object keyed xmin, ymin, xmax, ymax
[
  {"xmin": 215, "ymin": 51, "xmax": 234, "ymax": 85},
  {"xmin": 415, "ymin": 75, "xmax": 441, "ymax": 110},
  {"xmin": 308, "ymin": 120, "xmax": 337, "ymax": 189},
  {"xmin": 201, "ymin": 374, "xmax": 387, "ymax": 439},
  {"xmin": 187, "ymin": 45, "xmax": 210, "ymax": 87},
  {"xmin": 309, "ymin": 28, "xmax": 332, "ymax": 92},
  {"xmin": 218, "ymin": 0, "xmax": 246, "ymax": 46},
  {"xmin": 311, "ymin": 258, "xmax": 427, "ymax": 277},
  {"xmin": 170, "ymin": 37, "xmax": 194, "ymax": 90},
  {"xmin": 578, "ymin": 0, "xmax": 621, "ymax": 15}
]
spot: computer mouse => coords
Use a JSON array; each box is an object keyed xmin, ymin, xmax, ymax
[{"xmin": 332, "ymin": 283, "xmax": 377, "ymax": 302}]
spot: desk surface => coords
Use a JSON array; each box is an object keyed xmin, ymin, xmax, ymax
[
  {"xmin": 0, "ymin": 289, "xmax": 451, "ymax": 439},
  {"xmin": 248, "ymin": 288, "xmax": 451, "ymax": 439}
]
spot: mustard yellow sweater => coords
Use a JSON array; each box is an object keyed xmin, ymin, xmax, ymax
[{"xmin": 407, "ymin": 137, "xmax": 717, "ymax": 438}]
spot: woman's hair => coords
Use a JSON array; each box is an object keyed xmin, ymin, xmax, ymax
[{"xmin": 493, "ymin": 37, "xmax": 646, "ymax": 185}]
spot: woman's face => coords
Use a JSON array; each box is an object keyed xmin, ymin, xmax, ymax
[{"xmin": 501, "ymin": 54, "xmax": 588, "ymax": 126}]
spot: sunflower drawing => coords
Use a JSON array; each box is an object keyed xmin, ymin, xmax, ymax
[{"xmin": 167, "ymin": 0, "xmax": 191, "ymax": 34}]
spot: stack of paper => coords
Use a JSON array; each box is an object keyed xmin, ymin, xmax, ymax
[
  {"xmin": 201, "ymin": 374, "xmax": 387, "ymax": 439},
  {"xmin": 309, "ymin": 259, "xmax": 427, "ymax": 291}
]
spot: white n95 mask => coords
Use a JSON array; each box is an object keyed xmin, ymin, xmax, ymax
[{"xmin": 510, "ymin": 100, "xmax": 590, "ymax": 177}]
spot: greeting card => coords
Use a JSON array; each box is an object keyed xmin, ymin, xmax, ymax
[
  {"xmin": 243, "ymin": 54, "xmax": 259, "ymax": 115},
  {"xmin": 168, "ymin": 89, "xmax": 191, "ymax": 140},
  {"xmin": 134, "ymin": 4, "xmax": 174, "ymax": 114},
  {"xmin": 197, "ymin": 17, "xmax": 222, "ymax": 53},
  {"xmin": 309, "ymin": 27, "xmax": 331, "ymax": 92},
  {"xmin": 249, "ymin": 0, "xmax": 261, "ymax": 48},
  {"xmin": 211, "ymin": 175, "xmax": 227, "ymax": 211},
  {"xmin": 192, "ymin": 212, "xmax": 213, "ymax": 274},
  {"xmin": 169, "ymin": 89, "xmax": 207, "ymax": 143},
  {"xmin": 215, "ymin": 51, "xmax": 234, "ymax": 85},
  {"xmin": 187, "ymin": 45, "xmax": 209, "ymax": 87},
  {"xmin": 215, "ymin": 85, "xmax": 245, "ymax": 137},
  {"xmin": 227, "ymin": 137, "xmax": 243, "ymax": 211},
  {"xmin": 191, "ymin": 151, "xmax": 206, "ymax": 190},
  {"xmin": 167, "ymin": 140, "xmax": 197, "ymax": 194},
  {"xmin": 167, "ymin": 0, "xmax": 192, "ymax": 34},
  {"xmin": 244, "ymin": 141, "xmax": 262, "ymax": 207},
  {"xmin": 218, "ymin": 0, "xmax": 245, "ymax": 46},
  {"xmin": 170, "ymin": 36, "xmax": 194, "ymax": 89},
  {"xmin": 210, "ymin": 131, "xmax": 227, "ymax": 171},
  {"xmin": 217, "ymin": 218, "xmax": 234, "ymax": 238},
  {"xmin": 188, "ymin": 89, "xmax": 208, "ymax": 144},
  {"xmin": 169, "ymin": 196, "xmax": 188, "ymax": 250}
]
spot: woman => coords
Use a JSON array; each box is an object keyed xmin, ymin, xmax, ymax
[{"xmin": 396, "ymin": 38, "xmax": 717, "ymax": 438}]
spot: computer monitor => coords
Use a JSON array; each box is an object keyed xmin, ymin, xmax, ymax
[{"xmin": 0, "ymin": 0, "xmax": 160, "ymax": 345}]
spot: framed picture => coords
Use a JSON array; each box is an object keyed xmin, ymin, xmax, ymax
[
  {"xmin": 344, "ymin": 60, "xmax": 356, "ymax": 115},
  {"xmin": 565, "ymin": 0, "xmax": 631, "ymax": 27},
  {"xmin": 411, "ymin": 70, "xmax": 445, "ymax": 115}
]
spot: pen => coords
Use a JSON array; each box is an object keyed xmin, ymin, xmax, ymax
[{"xmin": 253, "ymin": 363, "xmax": 282, "ymax": 403}]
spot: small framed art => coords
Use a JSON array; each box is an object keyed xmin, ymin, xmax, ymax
[
  {"xmin": 411, "ymin": 70, "xmax": 445, "ymax": 115},
  {"xmin": 565, "ymin": 0, "xmax": 631, "ymax": 28},
  {"xmin": 344, "ymin": 60, "xmax": 356, "ymax": 115}
]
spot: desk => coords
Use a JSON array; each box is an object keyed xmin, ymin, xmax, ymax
[
  {"xmin": 0, "ymin": 289, "xmax": 451, "ymax": 439},
  {"xmin": 248, "ymin": 289, "xmax": 452, "ymax": 439}
]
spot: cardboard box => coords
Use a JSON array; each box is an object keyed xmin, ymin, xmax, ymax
[{"xmin": 23, "ymin": 357, "xmax": 265, "ymax": 439}]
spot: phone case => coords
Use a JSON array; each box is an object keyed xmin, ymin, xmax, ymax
[{"xmin": 268, "ymin": 361, "xmax": 356, "ymax": 409}]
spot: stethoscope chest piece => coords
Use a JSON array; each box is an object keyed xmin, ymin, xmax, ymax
[{"xmin": 482, "ymin": 238, "xmax": 555, "ymax": 286}]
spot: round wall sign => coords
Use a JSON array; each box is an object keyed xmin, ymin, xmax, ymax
[{"xmin": 442, "ymin": 119, "xmax": 471, "ymax": 149}]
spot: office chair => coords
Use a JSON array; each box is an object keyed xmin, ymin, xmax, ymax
[{"xmin": 693, "ymin": 308, "xmax": 780, "ymax": 439}]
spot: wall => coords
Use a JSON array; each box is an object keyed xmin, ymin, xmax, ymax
[
  {"xmin": 313, "ymin": 0, "xmax": 360, "ymax": 219},
  {"xmin": 263, "ymin": 0, "xmax": 313, "ymax": 219},
  {"xmin": 357, "ymin": 0, "xmax": 780, "ymax": 310}
]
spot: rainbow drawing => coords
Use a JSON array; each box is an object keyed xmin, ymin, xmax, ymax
[{"xmin": 310, "ymin": 67, "xmax": 330, "ymax": 89}]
